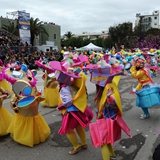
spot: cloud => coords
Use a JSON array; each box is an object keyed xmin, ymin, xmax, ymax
[{"xmin": 0, "ymin": 0, "xmax": 160, "ymax": 35}]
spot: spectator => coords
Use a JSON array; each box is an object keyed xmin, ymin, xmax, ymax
[{"xmin": 25, "ymin": 41, "xmax": 28, "ymax": 46}]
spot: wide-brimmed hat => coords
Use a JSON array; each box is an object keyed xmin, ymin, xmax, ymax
[
  {"xmin": 49, "ymin": 61, "xmax": 81, "ymax": 85},
  {"xmin": 72, "ymin": 54, "xmax": 86, "ymax": 68},
  {"xmin": 35, "ymin": 60, "xmax": 54, "ymax": 74}
]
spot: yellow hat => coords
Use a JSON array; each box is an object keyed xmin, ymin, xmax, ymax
[
  {"xmin": 99, "ymin": 53, "xmax": 103, "ymax": 57},
  {"xmin": 61, "ymin": 50, "xmax": 65, "ymax": 54},
  {"xmin": 128, "ymin": 52, "xmax": 132, "ymax": 56},
  {"xmin": 150, "ymin": 49, "xmax": 155, "ymax": 53}
]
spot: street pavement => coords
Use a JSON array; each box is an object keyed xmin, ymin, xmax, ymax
[{"xmin": 0, "ymin": 70, "xmax": 160, "ymax": 160}]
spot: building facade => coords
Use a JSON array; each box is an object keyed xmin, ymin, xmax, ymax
[
  {"xmin": 73, "ymin": 31, "xmax": 109, "ymax": 40},
  {"xmin": 0, "ymin": 16, "xmax": 61, "ymax": 50},
  {"xmin": 0, "ymin": 16, "xmax": 17, "ymax": 29},
  {"xmin": 37, "ymin": 22, "xmax": 61, "ymax": 50},
  {"xmin": 135, "ymin": 10, "xmax": 160, "ymax": 31}
]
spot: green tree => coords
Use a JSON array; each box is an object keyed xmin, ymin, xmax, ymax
[
  {"xmin": 91, "ymin": 37, "xmax": 103, "ymax": 47},
  {"xmin": 146, "ymin": 28, "xmax": 160, "ymax": 36},
  {"xmin": 61, "ymin": 36, "xmax": 86, "ymax": 49},
  {"xmin": 30, "ymin": 17, "xmax": 48, "ymax": 45},
  {"xmin": 133, "ymin": 16, "xmax": 146, "ymax": 38},
  {"xmin": 64, "ymin": 31, "xmax": 74, "ymax": 39},
  {"xmin": 82, "ymin": 38, "xmax": 91, "ymax": 46},
  {"xmin": 2, "ymin": 21, "xmax": 19, "ymax": 36},
  {"xmin": 108, "ymin": 22, "xmax": 133, "ymax": 50},
  {"xmin": 102, "ymin": 37, "xmax": 114, "ymax": 49},
  {"xmin": 61, "ymin": 38, "xmax": 65, "ymax": 48}
]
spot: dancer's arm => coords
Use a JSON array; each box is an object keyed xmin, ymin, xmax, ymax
[
  {"xmin": 60, "ymin": 86, "xmax": 72, "ymax": 107},
  {"xmin": 130, "ymin": 66, "xmax": 144, "ymax": 78}
]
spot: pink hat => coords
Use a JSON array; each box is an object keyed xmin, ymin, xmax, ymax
[
  {"xmin": 35, "ymin": 60, "xmax": 54, "ymax": 73},
  {"xmin": 49, "ymin": 61, "xmax": 80, "ymax": 85}
]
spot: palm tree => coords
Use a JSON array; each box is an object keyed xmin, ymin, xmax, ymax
[
  {"xmin": 30, "ymin": 17, "xmax": 48, "ymax": 45},
  {"xmin": 64, "ymin": 31, "xmax": 74, "ymax": 39},
  {"xmin": 2, "ymin": 21, "xmax": 19, "ymax": 36}
]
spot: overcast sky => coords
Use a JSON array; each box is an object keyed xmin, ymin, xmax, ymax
[{"xmin": 0, "ymin": 0, "xmax": 160, "ymax": 35}]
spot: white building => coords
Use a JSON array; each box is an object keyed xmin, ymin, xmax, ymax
[
  {"xmin": 73, "ymin": 31, "xmax": 109, "ymax": 40},
  {"xmin": 135, "ymin": 10, "xmax": 160, "ymax": 30},
  {"xmin": 36, "ymin": 41, "xmax": 58, "ymax": 52}
]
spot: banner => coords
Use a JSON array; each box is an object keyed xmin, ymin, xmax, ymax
[{"xmin": 18, "ymin": 11, "xmax": 31, "ymax": 44}]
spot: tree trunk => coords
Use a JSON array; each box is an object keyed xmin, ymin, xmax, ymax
[{"xmin": 31, "ymin": 34, "xmax": 35, "ymax": 46}]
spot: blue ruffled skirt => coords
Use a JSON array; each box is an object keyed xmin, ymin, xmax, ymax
[{"xmin": 136, "ymin": 83, "xmax": 160, "ymax": 108}]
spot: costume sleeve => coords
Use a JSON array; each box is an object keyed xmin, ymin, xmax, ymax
[
  {"xmin": 60, "ymin": 86, "xmax": 72, "ymax": 107},
  {"xmin": 130, "ymin": 66, "xmax": 147, "ymax": 90},
  {"xmin": 135, "ymin": 83, "xmax": 142, "ymax": 91},
  {"xmin": 130, "ymin": 66, "xmax": 145, "ymax": 79}
]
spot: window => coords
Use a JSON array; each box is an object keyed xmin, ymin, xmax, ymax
[
  {"xmin": 54, "ymin": 34, "xmax": 56, "ymax": 40},
  {"xmin": 154, "ymin": 16, "xmax": 157, "ymax": 19},
  {"xmin": 154, "ymin": 23, "xmax": 157, "ymax": 25}
]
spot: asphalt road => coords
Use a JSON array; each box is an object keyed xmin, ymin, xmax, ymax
[{"xmin": 0, "ymin": 70, "xmax": 160, "ymax": 160}]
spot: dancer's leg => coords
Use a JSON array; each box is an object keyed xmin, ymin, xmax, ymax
[
  {"xmin": 66, "ymin": 129, "xmax": 80, "ymax": 150},
  {"xmin": 141, "ymin": 108, "xmax": 149, "ymax": 115},
  {"xmin": 101, "ymin": 144, "xmax": 116, "ymax": 160},
  {"xmin": 75, "ymin": 125, "xmax": 87, "ymax": 146},
  {"xmin": 140, "ymin": 108, "xmax": 150, "ymax": 119}
]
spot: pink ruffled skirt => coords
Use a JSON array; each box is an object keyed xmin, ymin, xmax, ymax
[{"xmin": 58, "ymin": 106, "xmax": 93, "ymax": 135}]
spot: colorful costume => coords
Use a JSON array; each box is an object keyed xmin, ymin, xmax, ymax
[
  {"xmin": 41, "ymin": 71, "xmax": 60, "ymax": 108},
  {"xmin": 2, "ymin": 62, "xmax": 37, "ymax": 92},
  {"xmin": 87, "ymin": 63, "xmax": 131, "ymax": 160},
  {"xmin": 49, "ymin": 61, "xmax": 93, "ymax": 155},
  {"xmin": 0, "ymin": 63, "xmax": 12, "ymax": 93},
  {"xmin": 0, "ymin": 87, "xmax": 13, "ymax": 136},
  {"xmin": 35, "ymin": 60, "xmax": 60, "ymax": 107},
  {"xmin": 0, "ymin": 76, "xmax": 12, "ymax": 93},
  {"xmin": 130, "ymin": 58, "xmax": 160, "ymax": 119},
  {"xmin": 7, "ymin": 80, "xmax": 50, "ymax": 147}
]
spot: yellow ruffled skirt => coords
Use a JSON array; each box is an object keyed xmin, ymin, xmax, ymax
[
  {"xmin": 0, "ymin": 80, "xmax": 12, "ymax": 93},
  {"xmin": 41, "ymin": 87, "xmax": 60, "ymax": 108},
  {"xmin": 0, "ymin": 106, "xmax": 13, "ymax": 136},
  {"xmin": 7, "ymin": 113, "xmax": 51, "ymax": 147}
]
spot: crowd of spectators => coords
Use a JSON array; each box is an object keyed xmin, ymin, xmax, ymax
[
  {"xmin": 0, "ymin": 31, "xmax": 22, "ymax": 54},
  {"xmin": 0, "ymin": 31, "xmax": 63, "ymax": 70},
  {"xmin": 0, "ymin": 50, "xmax": 63, "ymax": 70}
]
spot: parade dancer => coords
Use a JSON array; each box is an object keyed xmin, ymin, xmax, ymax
[
  {"xmin": 0, "ymin": 87, "xmax": 13, "ymax": 137},
  {"xmin": 41, "ymin": 71, "xmax": 60, "ymax": 108},
  {"xmin": 1, "ymin": 62, "xmax": 50, "ymax": 147},
  {"xmin": 7, "ymin": 80, "xmax": 50, "ymax": 147},
  {"xmin": 130, "ymin": 57, "xmax": 160, "ymax": 119},
  {"xmin": 50, "ymin": 61, "xmax": 93, "ymax": 155},
  {"xmin": 0, "ymin": 60, "xmax": 12, "ymax": 93},
  {"xmin": 87, "ymin": 63, "xmax": 131, "ymax": 160},
  {"xmin": 35, "ymin": 60, "xmax": 60, "ymax": 107}
]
